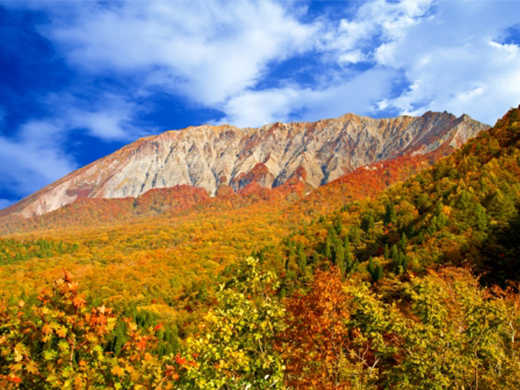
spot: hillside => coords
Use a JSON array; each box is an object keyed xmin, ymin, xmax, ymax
[
  {"xmin": 274, "ymin": 104, "xmax": 520, "ymax": 288},
  {"xmin": 2, "ymin": 106, "xmax": 520, "ymax": 389}
]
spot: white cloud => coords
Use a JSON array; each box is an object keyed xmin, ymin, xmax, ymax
[
  {"xmin": 41, "ymin": 1, "xmax": 318, "ymax": 106},
  {"xmin": 368, "ymin": 1, "xmax": 520, "ymax": 124},
  {"xmin": 318, "ymin": 0, "xmax": 435, "ymax": 66},
  {"xmin": 0, "ymin": 120, "xmax": 77, "ymax": 196},
  {"xmin": 0, "ymin": 91, "xmax": 148, "ymax": 197},
  {"xmin": 251, "ymin": 0, "xmax": 520, "ymax": 126},
  {"xmin": 39, "ymin": 92, "xmax": 150, "ymax": 141},
  {"xmin": 217, "ymin": 68, "xmax": 396, "ymax": 127}
]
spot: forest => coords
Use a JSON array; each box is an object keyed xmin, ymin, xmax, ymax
[{"xmin": 0, "ymin": 105, "xmax": 520, "ymax": 389}]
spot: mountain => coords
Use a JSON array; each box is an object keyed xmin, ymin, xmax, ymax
[
  {"xmin": 0, "ymin": 106, "xmax": 518, "ymax": 390},
  {"xmin": 1, "ymin": 111, "xmax": 488, "ymax": 219}
]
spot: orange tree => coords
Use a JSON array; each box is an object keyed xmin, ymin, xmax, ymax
[{"xmin": 279, "ymin": 267, "xmax": 377, "ymax": 390}]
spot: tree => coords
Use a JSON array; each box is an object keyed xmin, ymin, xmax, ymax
[
  {"xmin": 400, "ymin": 232, "xmax": 408, "ymax": 252},
  {"xmin": 186, "ymin": 257, "xmax": 286, "ymax": 390},
  {"xmin": 384, "ymin": 203, "xmax": 397, "ymax": 225},
  {"xmin": 0, "ymin": 273, "xmax": 187, "ymax": 389},
  {"xmin": 361, "ymin": 213, "xmax": 375, "ymax": 233},
  {"xmin": 280, "ymin": 267, "xmax": 373, "ymax": 390}
]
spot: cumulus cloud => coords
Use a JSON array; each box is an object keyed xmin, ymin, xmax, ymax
[
  {"xmin": 220, "ymin": 0, "xmax": 520, "ymax": 126},
  {"xmin": 351, "ymin": 0, "xmax": 520, "ymax": 124},
  {"xmin": 39, "ymin": 1, "xmax": 318, "ymax": 106},
  {"xmin": 218, "ymin": 68, "xmax": 396, "ymax": 127}
]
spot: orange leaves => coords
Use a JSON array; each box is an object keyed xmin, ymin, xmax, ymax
[
  {"xmin": 0, "ymin": 273, "xmax": 194, "ymax": 389},
  {"xmin": 55, "ymin": 325, "xmax": 67, "ymax": 338},
  {"xmin": 111, "ymin": 365, "xmax": 125, "ymax": 377},
  {"xmin": 72, "ymin": 294, "xmax": 86, "ymax": 309},
  {"xmin": 280, "ymin": 267, "xmax": 354, "ymax": 390},
  {"xmin": 41, "ymin": 323, "xmax": 53, "ymax": 336},
  {"xmin": 135, "ymin": 337, "xmax": 148, "ymax": 352}
]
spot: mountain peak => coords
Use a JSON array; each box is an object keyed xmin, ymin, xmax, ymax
[{"xmin": 1, "ymin": 111, "xmax": 489, "ymax": 219}]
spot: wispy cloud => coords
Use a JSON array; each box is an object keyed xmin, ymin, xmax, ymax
[
  {"xmin": 218, "ymin": 68, "xmax": 396, "ymax": 127},
  {"xmin": 0, "ymin": 90, "xmax": 150, "ymax": 198},
  {"xmin": 0, "ymin": 119, "xmax": 77, "ymax": 197}
]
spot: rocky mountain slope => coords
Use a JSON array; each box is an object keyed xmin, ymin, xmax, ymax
[{"xmin": 1, "ymin": 111, "xmax": 489, "ymax": 218}]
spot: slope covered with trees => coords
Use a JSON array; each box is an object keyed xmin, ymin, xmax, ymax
[
  {"xmin": 272, "ymin": 105, "xmax": 520, "ymax": 289},
  {"xmin": 0, "ymin": 106, "xmax": 519, "ymax": 388}
]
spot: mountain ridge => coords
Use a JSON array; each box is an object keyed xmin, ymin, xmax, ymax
[{"xmin": 1, "ymin": 111, "xmax": 489, "ymax": 219}]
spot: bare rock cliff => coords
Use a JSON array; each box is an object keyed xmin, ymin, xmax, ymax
[{"xmin": 3, "ymin": 111, "xmax": 489, "ymax": 218}]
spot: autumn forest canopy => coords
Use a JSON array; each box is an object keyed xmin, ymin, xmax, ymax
[{"xmin": 1, "ymin": 105, "xmax": 520, "ymax": 389}]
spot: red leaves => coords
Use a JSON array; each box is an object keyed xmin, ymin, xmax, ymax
[
  {"xmin": 174, "ymin": 355, "xmax": 186, "ymax": 365},
  {"xmin": 0, "ymin": 375, "xmax": 22, "ymax": 384},
  {"xmin": 136, "ymin": 337, "xmax": 148, "ymax": 352}
]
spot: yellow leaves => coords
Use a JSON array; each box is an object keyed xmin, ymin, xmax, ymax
[
  {"xmin": 42, "ymin": 323, "xmax": 53, "ymax": 336},
  {"xmin": 111, "ymin": 365, "xmax": 125, "ymax": 377},
  {"xmin": 26, "ymin": 360, "xmax": 39, "ymax": 375},
  {"xmin": 55, "ymin": 326, "xmax": 67, "ymax": 338},
  {"xmin": 10, "ymin": 363, "xmax": 24, "ymax": 372},
  {"xmin": 13, "ymin": 349, "xmax": 23, "ymax": 363}
]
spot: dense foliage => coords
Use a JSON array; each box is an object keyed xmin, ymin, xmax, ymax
[{"xmin": 0, "ymin": 105, "xmax": 519, "ymax": 388}]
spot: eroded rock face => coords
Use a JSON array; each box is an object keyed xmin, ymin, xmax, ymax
[{"xmin": 3, "ymin": 111, "xmax": 489, "ymax": 218}]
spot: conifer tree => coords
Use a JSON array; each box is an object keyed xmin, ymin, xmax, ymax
[
  {"xmin": 400, "ymin": 232, "xmax": 408, "ymax": 252},
  {"xmin": 367, "ymin": 257, "xmax": 375, "ymax": 279},
  {"xmin": 324, "ymin": 236, "xmax": 332, "ymax": 259},
  {"xmin": 384, "ymin": 202, "xmax": 397, "ymax": 225},
  {"xmin": 297, "ymin": 242, "xmax": 307, "ymax": 272}
]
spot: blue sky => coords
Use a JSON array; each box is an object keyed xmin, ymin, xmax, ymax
[{"xmin": 1, "ymin": 0, "xmax": 520, "ymax": 209}]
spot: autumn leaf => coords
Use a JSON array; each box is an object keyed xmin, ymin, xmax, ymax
[
  {"xmin": 111, "ymin": 365, "xmax": 125, "ymax": 377},
  {"xmin": 72, "ymin": 295, "xmax": 86, "ymax": 309},
  {"xmin": 26, "ymin": 360, "xmax": 38, "ymax": 375},
  {"xmin": 42, "ymin": 324, "xmax": 53, "ymax": 336},
  {"xmin": 55, "ymin": 326, "xmax": 67, "ymax": 338}
]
